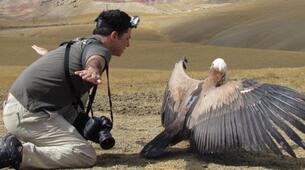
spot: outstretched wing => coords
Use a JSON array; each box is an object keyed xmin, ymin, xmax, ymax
[
  {"xmin": 141, "ymin": 58, "xmax": 203, "ymax": 158},
  {"xmin": 189, "ymin": 79, "xmax": 305, "ymax": 157},
  {"xmin": 161, "ymin": 58, "xmax": 202, "ymax": 128}
]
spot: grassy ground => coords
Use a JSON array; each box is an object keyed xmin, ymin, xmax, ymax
[
  {"xmin": 0, "ymin": 66, "xmax": 305, "ymax": 169},
  {"xmin": 1, "ymin": 40, "xmax": 305, "ymax": 170},
  {"xmin": 2, "ymin": 35, "xmax": 305, "ymax": 71}
]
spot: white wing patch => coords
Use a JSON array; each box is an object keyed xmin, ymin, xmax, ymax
[
  {"xmin": 240, "ymin": 88, "xmax": 255, "ymax": 94},
  {"xmin": 186, "ymin": 95, "xmax": 198, "ymax": 108}
]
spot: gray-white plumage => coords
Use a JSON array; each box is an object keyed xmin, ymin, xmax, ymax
[{"xmin": 141, "ymin": 58, "xmax": 305, "ymax": 158}]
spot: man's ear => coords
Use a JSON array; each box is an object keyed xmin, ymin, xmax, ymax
[{"xmin": 110, "ymin": 31, "xmax": 118, "ymax": 40}]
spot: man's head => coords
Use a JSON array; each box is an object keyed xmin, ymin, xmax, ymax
[{"xmin": 93, "ymin": 10, "xmax": 140, "ymax": 56}]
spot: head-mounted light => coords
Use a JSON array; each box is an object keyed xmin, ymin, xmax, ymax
[{"xmin": 130, "ymin": 16, "xmax": 140, "ymax": 28}]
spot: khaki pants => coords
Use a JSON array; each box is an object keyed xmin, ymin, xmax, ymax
[{"xmin": 2, "ymin": 94, "xmax": 96, "ymax": 169}]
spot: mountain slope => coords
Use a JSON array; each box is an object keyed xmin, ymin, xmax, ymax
[
  {"xmin": 0, "ymin": 0, "xmax": 239, "ymax": 19},
  {"xmin": 164, "ymin": 0, "xmax": 305, "ymax": 51},
  {"xmin": 1, "ymin": 0, "xmax": 305, "ymax": 51}
]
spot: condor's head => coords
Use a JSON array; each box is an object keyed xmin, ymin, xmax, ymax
[{"xmin": 209, "ymin": 58, "xmax": 227, "ymax": 87}]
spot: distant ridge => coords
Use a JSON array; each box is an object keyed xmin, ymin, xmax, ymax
[
  {"xmin": 163, "ymin": 0, "xmax": 305, "ymax": 51},
  {"xmin": 2, "ymin": 0, "xmax": 304, "ymax": 51},
  {"xmin": 0, "ymin": 0, "xmax": 238, "ymax": 19}
]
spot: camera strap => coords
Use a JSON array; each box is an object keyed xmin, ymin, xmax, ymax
[
  {"xmin": 86, "ymin": 63, "xmax": 113, "ymax": 122},
  {"xmin": 64, "ymin": 41, "xmax": 113, "ymax": 122}
]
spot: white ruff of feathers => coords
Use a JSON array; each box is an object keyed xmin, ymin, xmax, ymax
[
  {"xmin": 211, "ymin": 58, "xmax": 228, "ymax": 83},
  {"xmin": 211, "ymin": 58, "xmax": 227, "ymax": 73}
]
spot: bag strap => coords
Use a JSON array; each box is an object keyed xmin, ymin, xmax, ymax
[
  {"xmin": 64, "ymin": 41, "xmax": 85, "ymax": 110},
  {"xmin": 64, "ymin": 40, "xmax": 114, "ymax": 122},
  {"xmin": 86, "ymin": 85, "xmax": 97, "ymax": 116}
]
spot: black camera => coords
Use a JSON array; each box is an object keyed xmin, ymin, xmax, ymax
[
  {"xmin": 73, "ymin": 114, "xmax": 115, "ymax": 149},
  {"xmin": 83, "ymin": 116, "xmax": 115, "ymax": 149}
]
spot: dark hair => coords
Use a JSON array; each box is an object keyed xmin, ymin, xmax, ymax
[{"xmin": 93, "ymin": 9, "xmax": 131, "ymax": 37}]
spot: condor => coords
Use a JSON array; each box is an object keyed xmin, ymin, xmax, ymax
[{"xmin": 141, "ymin": 58, "xmax": 305, "ymax": 158}]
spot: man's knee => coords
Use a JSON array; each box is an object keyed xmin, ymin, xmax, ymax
[{"xmin": 72, "ymin": 143, "xmax": 97, "ymax": 167}]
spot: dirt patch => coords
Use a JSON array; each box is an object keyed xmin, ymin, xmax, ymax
[
  {"xmin": 94, "ymin": 92, "xmax": 163, "ymax": 116},
  {"xmin": 1, "ymin": 90, "xmax": 305, "ymax": 169}
]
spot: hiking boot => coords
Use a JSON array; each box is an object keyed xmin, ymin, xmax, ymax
[{"xmin": 0, "ymin": 133, "xmax": 23, "ymax": 170}]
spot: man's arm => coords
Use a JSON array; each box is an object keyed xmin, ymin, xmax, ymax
[
  {"xmin": 31, "ymin": 45, "xmax": 105, "ymax": 85},
  {"xmin": 74, "ymin": 55, "xmax": 106, "ymax": 85}
]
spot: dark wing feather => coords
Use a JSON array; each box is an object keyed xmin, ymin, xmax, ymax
[
  {"xmin": 161, "ymin": 58, "xmax": 202, "ymax": 128},
  {"xmin": 140, "ymin": 115, "xmax": 185, "ymax": 158},
  {"xmin": 189, "ymin": 79, "xmax": 305, "ymax": 157}
]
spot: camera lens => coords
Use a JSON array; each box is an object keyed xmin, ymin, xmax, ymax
[{"xmin": 98, "ymin": 131, "xmax": 115, "ymax": 149}]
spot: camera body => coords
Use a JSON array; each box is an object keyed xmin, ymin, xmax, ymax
[
  {"xmin": 83, "ymin": 116, "xmax": 115, "ymax": 149},
  {"xmin": 73, "ymin": 113, "xmax": 115, "ymax": 149}
]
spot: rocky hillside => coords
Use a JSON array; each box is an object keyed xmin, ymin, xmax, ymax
[
  {"xmin": 0, "ymin": 0, "xmax": 239, "ymax": 19},
  {"xmin": 1, "ymin": 0, "xmax": 305, "ymax": 51}
]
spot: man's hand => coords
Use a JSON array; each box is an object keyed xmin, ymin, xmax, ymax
[
  {"xmin": 32, "ymin": 45, "xmax": 48, "ymax": 55},
  {"xmin": 74, "ymin": 68, "xmax": 102, "ymax": 85}
]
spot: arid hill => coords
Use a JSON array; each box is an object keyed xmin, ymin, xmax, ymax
[
  {"xmin": 0, "ymin": 0, "xmax": 238, "ymax": 18},
  {"xmin": 163, "ymin": 0, "xmax": 305, "ymax": 51},
  {"xmin": 1, "ymin": 0, "xmax": 305, "ymax": 51}
]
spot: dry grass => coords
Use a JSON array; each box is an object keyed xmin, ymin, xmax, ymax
[
  {"xmin": 2, "ymin": 35, "xmax": 305, "ymax": 71},
  {"xmin": 0, "ymin": 65, "xmax": 305, "ymax": 169}
]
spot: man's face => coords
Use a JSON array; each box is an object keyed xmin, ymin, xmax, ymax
[{"xmin": 112, "ymin": 28, "xmax": 132, "ymax": 56}]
